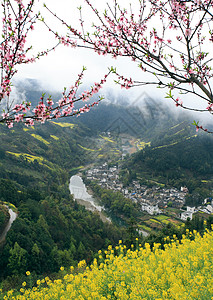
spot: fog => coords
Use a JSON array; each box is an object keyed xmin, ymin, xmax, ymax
[{"xmin": 7, "ymin": 0, "xmax": 212, "ymax": 128}]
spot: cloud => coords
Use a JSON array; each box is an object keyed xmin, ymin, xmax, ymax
[{"xmin": 10, "ymin": 0, "xmax": 212, "ymax": 129}]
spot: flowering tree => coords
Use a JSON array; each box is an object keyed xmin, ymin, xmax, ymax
[
  {"xmin": 0, "ymin": 0, "xmax": 110, "ymax": 128},
  {"xmin": 45, "ymin": 0, "xmax": 213, "ymax": 132}
]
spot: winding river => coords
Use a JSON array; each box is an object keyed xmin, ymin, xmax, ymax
[
  {"xmin": 0, "ymin": 207, "xmax": 18, "ymax": 244},
  {"xmin": 69, "ymin": 175, "xmax": 149, "ymax": 236},
  {"xmin": 69, "ymin": 175, "xmax": 110, "ymax": 223}
]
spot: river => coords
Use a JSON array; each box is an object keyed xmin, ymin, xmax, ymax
[
  {"xmin": 69, "ymin": 175, "xmax": 149, "ymax": 236},
  {"xmin": 0, "ymin": 207, "xmax": 18, "ymax": 244},
  {"xmin": 69, "ymin": 175, "xmax": 110, "ymax": 223}
]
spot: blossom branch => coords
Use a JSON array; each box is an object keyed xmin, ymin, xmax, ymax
[
  {"xmin": 0, "ymin": 67, "xmax": 112, "ymax": 128},
  {"xmin": 44, "ymin": 0, "xmax": 213, "ymax": 103}
]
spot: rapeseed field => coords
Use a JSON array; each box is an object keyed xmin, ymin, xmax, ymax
[{"xmin": 2, "ymin": 229, "xmax": 213, "ymax": 299}]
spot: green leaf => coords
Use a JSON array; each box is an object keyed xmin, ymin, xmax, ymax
[
  {"xmin": 109, "ymin": 66, "xmax": 116, "ymax": 73},
  {"xmin": 165, "ymin": 90, "xmax": 173, "ymax": 99},
  {"xmin": 192, "ymin": 120, "xmax": 199, "ymax": 126}
]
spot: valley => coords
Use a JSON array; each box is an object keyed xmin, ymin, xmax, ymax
[{"xmin": 0, "ymin": 95, "xmax": 213, "ymax": 293}]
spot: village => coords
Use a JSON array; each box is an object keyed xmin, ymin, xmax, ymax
[{"xmin": 85, "ymin": 163, "xmax": 213, "ymax": 221}]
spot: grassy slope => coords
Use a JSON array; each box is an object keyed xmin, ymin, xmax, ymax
[
  {"xmin": 0, "ymin": 121, "xmax": 89, "ymax": 189},
  {"xmin": 2, "ymin": 229, "xmax": 213, "ymax": 300}
]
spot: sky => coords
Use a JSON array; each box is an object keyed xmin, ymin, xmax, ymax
[
  {"xmin": 9, "ymin": 0, "xmax": 213, "ymax": 123},
  {"xmin": 18, "ymin": 1, "xmax": 136, "ymax": 89},
  {"xmin": 17, "ymin": 0, "xmax": 165, "ymax": 99}
]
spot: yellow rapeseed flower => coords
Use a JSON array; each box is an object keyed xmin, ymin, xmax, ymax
[{"xmin": 4, "ymin": 230, "xmax": 213, "ymax": 300}]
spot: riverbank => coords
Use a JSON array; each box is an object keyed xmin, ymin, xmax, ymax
[
  {"xmin": 0, "ymin": 205, "xmax": 10, "ymax": 236},
  {"xmin": 75, "ymin": 198, "xmax": 110, "ymax": 223},
  {"xmin": 70, "ymin": 175, "xmax": 150, "ymax": 235},
  {"xmin": 0, "ymin": 205, "xmax": 18, "ymax": 244},
  {"xmin": 69, "ymin": 175, "xmax": 111, "ymax": 223}
]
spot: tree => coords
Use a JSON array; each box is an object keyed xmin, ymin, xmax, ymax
[
  {"xmin": 0, "ymin": 0, "xmax": 111, "ymax": 128},
  {"xmin": 77, "ymin": 241, "xmax": 86, "ymax": 261},
  {"xmin": 8, "ymin": 242, "xmax": 28, "ymax": 274},
  {"xmin": 30, "ymin": 243, "xmax": 41, "ymax": 273},
  {"xmin": 45, "ymin": 0, "xmax": 213, "ymax": 132}
]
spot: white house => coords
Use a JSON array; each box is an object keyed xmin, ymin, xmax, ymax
[
  {"xmin": 181, "ymin": 211, "xmax": 193, "ymax": 221},
  {"xmin": 141, "ymin": 203, "xmax": 162, "ymax": 215},
  {"xmin": 186, "ymin": 206, "xmax": 195, "ymax": 213},
  {"xmin": 181, "ymin": 187, "xmax": 189, "ymax": 193},
  {"xmin": 206, "ymin": 205, "xmax": 213, "ymax": 214},
  {"xmin": 180, "ymin": 207, "xmax": 195, "ymax": 221}
]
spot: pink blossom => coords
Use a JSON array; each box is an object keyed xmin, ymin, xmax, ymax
[
  {"xmin": 25, "ymin": 119, "xmax": 34, "ymax": 127},
  {"xmin": 7, "ymin": 122, "xmax": 13, "ymax": 128},
  {"xmin": 15, "ymin": 114, "xmax": 21, "ymax": 122},
  {"xmin": 2, "ymin": 112, "xmax": 9, "ymax": 119},
  {"xmin": 185, "ymin": 29, "xmax": 192, "ymax": 37}
]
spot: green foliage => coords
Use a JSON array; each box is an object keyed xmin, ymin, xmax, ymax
[
  {"xmin": 185, "ymin": 187, "xmax": 210, "ymax": 206},
  {"xmin": 0, "ymin": 205, "xmax": 9, "ymax": 232},
  {"xmin": 143, "ymin": 214, "xmax": 213, "ymax": 250},
  {"xmin": 0, "ymin": 122, "xmax": 122, "ymax": 290},
  {"xmin": 1, "ymin": 98, "xmax": 213, "ymax": 292},
  {"xmin": 0, "ymin": 190, "xmax": 121, "ymax": 285},
  {"xmin": 122, "ymin": 134, "xmax": 213, "ymax": 198},
  {"xmin": 8, "ymin": 242, "xmax": 27, "ymax": 275},
  {"xmin": 87, "ymin": 181, "xmax": 140, "ymax": 221}
]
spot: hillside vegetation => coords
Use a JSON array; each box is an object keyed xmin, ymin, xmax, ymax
[
  {"xmin": 2, "ymin": 229, "xmax": 213, "ymax": 299},
  {"xmin": 1, "ymin": 93, "xmax": 213, "ymax": 295},
  {"xmin": 0, "ymin": 205, "xmax": 10, "ymax": 235},
  {"xmin": 0, "ymin": 121, "xmax": 121, "ymax": 289},
  {"xmin": 121, "ymin": 123, "xmax": 213, "ymax": 205}
]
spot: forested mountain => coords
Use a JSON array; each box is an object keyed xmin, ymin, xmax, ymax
[
  {"xmin": 121, "ymin": 123, "xmax": 213, "ymax": 206},
  {"xmin": 1, "ymin": 79, "xmax": 213, "ymax": 291},
  {"xmin": 0, "ymin": 121, "xmax": 121, "ymax": 289}
]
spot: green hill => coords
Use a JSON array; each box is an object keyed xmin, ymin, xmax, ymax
[
  {"xmin": 0, "ymin": 121, "xmax": 121, "ymax": 289},
  {"xmin": 121, "ymin": 121, "xmax": 213, "ymax": 204},
  {"xmin": 1, "ymin": 82, "xmax": 213, "ymax": 293},
  {"xmin": 2, "ymin": 229, "xmax": 213, "ymax": 299}
]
